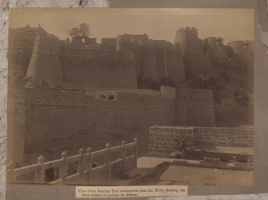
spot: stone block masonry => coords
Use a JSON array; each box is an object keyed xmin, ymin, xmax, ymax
[
  {"xmin": 149, "ymin": 125, "xmax": 254, "ymax": 157},
  {"xmin": 149, "ymin": 126, "xmax": 194, "ymax": 157},
  {"xmin": 22, "ymin": 88, "xmax": 176, "ymax": 165},
  {"xmin": 194, "ymin": 127, "xmax": 254, "ymax": 147}
]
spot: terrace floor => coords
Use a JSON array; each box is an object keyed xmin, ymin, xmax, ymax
[
  {"xmin": 109, "ymin": 156, "xmax": 254, "ymax": 186},
  {"xmin": 134, "ymin": 164, "xmax": 254, "ymax": 186},
  {"xmin": 194, "ymin": 142, "xmax": 254, "ymax": 155}
]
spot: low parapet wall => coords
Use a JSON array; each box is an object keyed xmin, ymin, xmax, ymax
[
  {"xmin": 149, "ymin": 126, "xmax": 194, "ymax": 157},
  {"xmin": 194, "ymin": 127, "xmax": 254, "ymax": 147},
  {"xmin": 149, "ymin": 125, "xmax": 254, "ymax": 157}
]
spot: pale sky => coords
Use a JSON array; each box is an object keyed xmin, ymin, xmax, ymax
[{"xmin": 9, "ymin": 8, "xmax": 254, "ymax": 44}]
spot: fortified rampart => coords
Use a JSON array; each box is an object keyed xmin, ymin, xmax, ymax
[
  {"xmin": 8, "ymin": 47, "xmax": 33, "ymax": 75},
  {"xmin": 61, "ymin": 48, "xmax": 137, "ymax": 88},
  {"xmin": 10, "ymin": 25, "xmax": 254, "ymax": 89},
  {"xmin": 7, "ymin": 65, "xmax": 25, "ymax": 166},
  {"xmin": 183, "ymin": 51, "xmax": 211, "ymax": 76},
  {"xmin": 227, "ymin": 40, "xmax": 253, "ymax": 67},
  {"xmin": 175, "ymin": 27, "xmax": 211, "ymax": 77},
  {"xmin": 27, "ymin": 35, "xmax": 63, "ymax": 83},
  {"xmin": 174, "ymin": 27, "xmax": 201, "ymax": 55},
  {"xmin": 9, "ymin": 25, "xmax": 47, "ymax": 74},
  {"xmin": 175, "ymin": 89, "xmax": 215, "ymax": 127},
  {"xmin": 101, "ymin": 38, "xmax": 117, "ymax": 49},
  {"xmin": 8, "ymin": 25, "xmax": 253, "ymax": 166},
  {"xmin": 21, "ymin": 87, "xmax": 176, "ymax": 164},
  {"xmin": 116, "ymin": 34, "xmax": 186, "ymax": 85},
  {"xmin": 203, "ymin": 37, "xmax": 224, "ymax": 48},
  {"xmin": 8, "ymin": 69, "xmax": 216, "ymax": 166}
]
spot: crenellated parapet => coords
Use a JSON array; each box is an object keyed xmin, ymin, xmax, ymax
[{"xmin": 174, "ymin": 27, "xmax": 199, "ymax": 55}]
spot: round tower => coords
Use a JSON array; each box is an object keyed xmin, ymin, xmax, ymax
[
  {"xmin": 227, "ymin": 41, "xmax": 248, "ymax": 56},
  {"xmin": 26, "ymin": 34, "xmax": 63, "ymax": 82},
  {"xmin": 174, "ymin": 27, "xmax": 199, "ymax": 55},
  {"xmin": 116, "ymin": 35, "xmax": 126, "ymax": 50}
]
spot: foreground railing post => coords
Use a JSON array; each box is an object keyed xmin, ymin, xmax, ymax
[
  {"xmin": 106, "ymin": 143, "xmax": 111, "ymax": 184},
  {"xmin": 78, "ymin": 148, "xmax": 85, "ymax": 184},
  {"xmin": 35, "ymin": 155, "xmax": 45, "ymax": 183},
  {"xmin": 121, "ymin": 140, "xmax": 126, "ymax": 176},
  {"xmin": 134, "ymin": 138, "xmax": 138, "ymax": 168},
  {"xmin": 7, "ymin": 161, "xmax": 16, "ymax": 183},
  {"xmin": 59, "ymin": 151, "xmax": 68, "ymax": 183},
  {"xmin": 86, "ymin": 147, "xmax": 92, "ymax": 184}
]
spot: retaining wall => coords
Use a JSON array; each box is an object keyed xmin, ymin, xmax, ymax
[{"xmin": 149, "ymin": 125, "xmax": 254, "ymax": 157}]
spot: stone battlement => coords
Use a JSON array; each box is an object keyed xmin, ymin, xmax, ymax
[{"xmin": 176, "ymin": 27, "xmax": 198, "ymax": 34}]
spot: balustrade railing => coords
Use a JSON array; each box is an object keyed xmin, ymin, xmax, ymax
[{"xmin": 7, "ymin": 138, "xmax": 138, "ymax": 185}]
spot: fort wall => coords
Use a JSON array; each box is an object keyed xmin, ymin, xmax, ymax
[
  {"xmin": 203, "ymin": 37, "xmax": 224, "ymax": 48},
  {"xmin": 183, "ymin": 51, "xmax": 211, "ymax": 77},
  {"xmin": 27, "ymin": 35, "xmax": 63, "ymax": 82},
  {"xmin": 227, "ymin": 41, "xmax": 254, "ymax": 70},
  {"xmin": 154, "ymin": 41, "xmax": 186, "ymax": 85},
  {"xmin": 22, "ymin": 88, "xmax": 176, "ymax": 163},
  {"xmin": 174, "ymin": 27, "xmax": 200, "ymax": 55},
  {"xmin": 140, "ymin": 43, "xmax": 158, "ymax": 80},
  {"xmin": 61, "ymin": 48, "xmax": 138, "ymax": 88},
  {"xmin": 8, "ymin": 47, "xmax": 33, "ymax": 75},
  {"xmin": 116, "ymin": 34, "xmax": 185, "ymax": 83},
  {"xmin": 101, "ymin": 38, "xmax": 117, "ymax": 49},
  {"xmin": 149, "ymin": 125, "xmax": 254, "ymax": 157},
  {"xmin": 7, "ymin": 65, "xmax": 25, "ymax": 166},
  {"xmin": 175, "ymin": 89, "xmax": 215, "ymax": 127}
]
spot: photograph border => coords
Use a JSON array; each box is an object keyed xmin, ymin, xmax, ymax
[{"xmin": 1, "ymin": 0, "xmax": 268, "ymax": 199}]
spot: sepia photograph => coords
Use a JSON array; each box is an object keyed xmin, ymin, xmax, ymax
[{"xmin": 6, "ymin": 8, "xmax": 254, "ymax": 188}]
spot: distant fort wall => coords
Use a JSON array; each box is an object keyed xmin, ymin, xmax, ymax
[
  {"xmin": 26, "ymin": 35, "xmax": 63, "ymax": 83},
  {"xmin": 61, "ymin": 48, "xmax": 138, "ymax": 88},
  {"xmin": 175, "ymin": 89, "xmax": 215, "ymax": 127},
  {"xmin": 174, "ymin": 27, "xmax": 200, "ymax": 55},
  {"xmin": 8, "ymin": 47, "xmax": 33, "ymax": 75},
  {"xmin": 101, "ymin": 38, "xmax": 117, "ymax": 49},
  {"xmin": 9, "ymin": 25, "xmax": 253, "ymax": 89},
  {"xmin": 116, "ymin": 34, "xmax": 186, "ymax": 85}
]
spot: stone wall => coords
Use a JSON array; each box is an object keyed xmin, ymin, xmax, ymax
[
  {"xmin": 61, "ymin": 48, "xmax": 137, "ymax": 89},
  {"xmin": 101, "ymin": 38, "xmax": 117, "ymax": 50},
  {"xmin": 7, "ymin": 65, "xmax": 26, "ymax": 166},
  {"xmin": 194, "ymin": 127, "xmax": 254, "ymax": 147},
  {"xmin": 175, "ymin": 89, "xmax": 215, "ymax": 127},
  {"xmin": 149, "ymin": 125, "xmax": 254, "ymax": 157},
  {"xmin": 149, "ymin": 126, "xmax": 194, "ymax": 157},
  {"xmin": 24, "ymin": 88, "xmax": 176, "ymax": 145},
  {"xmin": 27, "ymin": 35, "xmax": 63, "ymax": 83}
]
